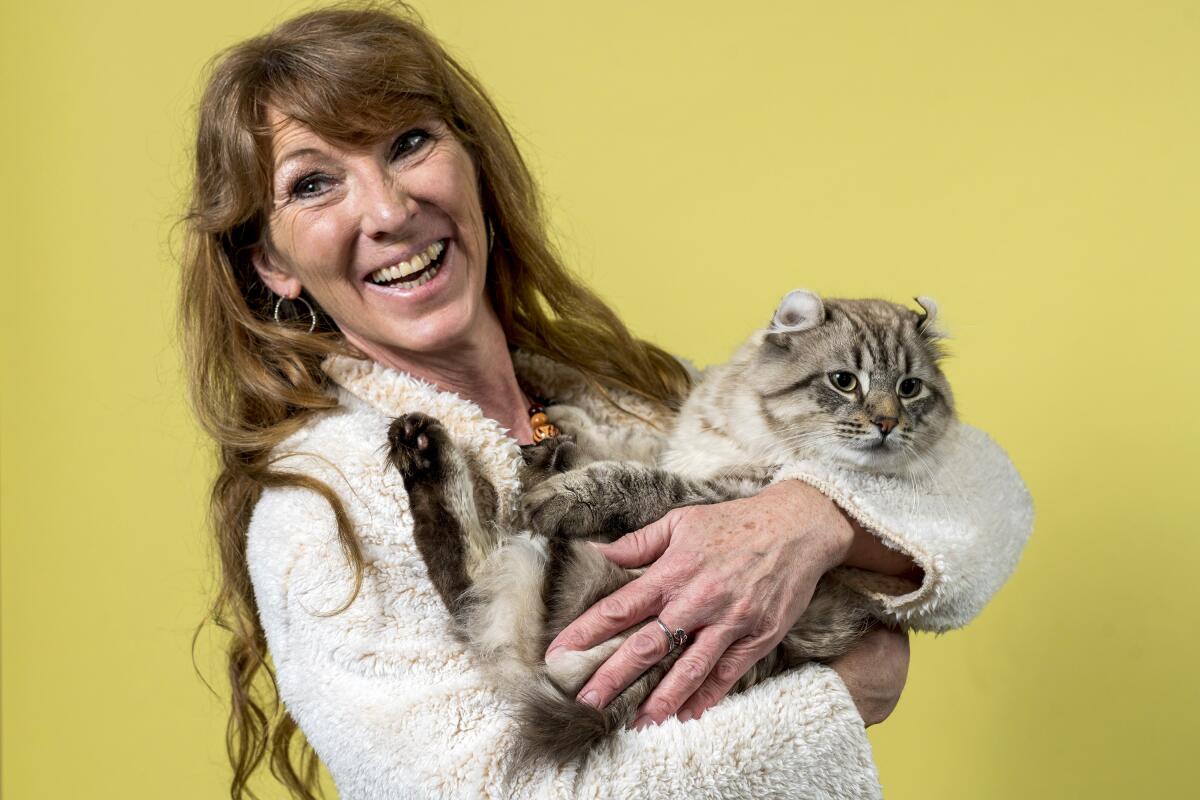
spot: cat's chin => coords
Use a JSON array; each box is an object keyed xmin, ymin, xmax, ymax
[{"xmin": 829, "ymin": 444, "xmax": 918, "ymax": 476}]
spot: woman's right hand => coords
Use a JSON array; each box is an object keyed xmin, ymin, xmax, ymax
[{"xmin": 828, "ymin": 626, "xmax": 910, "ymax": 726}]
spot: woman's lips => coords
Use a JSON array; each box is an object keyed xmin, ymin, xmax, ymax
[
  {"xmin": 365, "ymin": 238, "xmax": 448, "ymax": 288},
  {"xmin": 363, "ymin": 239, "xmax": 453, "ymax": 297}
]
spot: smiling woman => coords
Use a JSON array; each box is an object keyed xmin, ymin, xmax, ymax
[
  {"xmin": 180, "ymin": 8, "xmax": 716, "ymax": 795},
  {"xmin": 178, "ymin": 3, "xmax": 1028, "ymax": 799},
  {"xmin": 254, "ymin": 113, "xmax": 496, "ymax": 368}
]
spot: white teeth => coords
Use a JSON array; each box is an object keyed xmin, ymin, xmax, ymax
[
  {"xmin": 392, "ymin": 263, "xmax": 440, "ymax": 289},
  {"xmin": 367, "ymin": 240, "xmax": 446, "ymax": 284}
]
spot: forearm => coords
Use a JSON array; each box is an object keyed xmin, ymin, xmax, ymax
[
  {"xmin": 260, "ymin": 507, "xmax": 882, "ymax": 797},
  {"xmin": 768, "ymin": 423, "xmax": 1034, "ymax": 631},
  {"xmin": 570, "ymin": 665, "xmax": 881, "ymax": 798}
]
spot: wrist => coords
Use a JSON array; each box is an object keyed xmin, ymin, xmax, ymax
[
  {"xmin": 756, "ymin": 480, "xmax": 856, "ymax": 572},
  {"xmin": 843, "ymin": 520, "xmax": 921, "ymax": 578}
]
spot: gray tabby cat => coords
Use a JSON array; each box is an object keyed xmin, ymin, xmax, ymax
[{"xmin": 387, "ymin": 289, "xmax": 956, "ymax": 771}]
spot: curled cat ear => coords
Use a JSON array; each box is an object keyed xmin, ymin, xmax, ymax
[
  {"xmin": 914, "ymin": 296, "xmax": 946, "ymax": 340},
  {"xmin": 771, "ymin": 289, "xmax": 826, "ymax": 332}
]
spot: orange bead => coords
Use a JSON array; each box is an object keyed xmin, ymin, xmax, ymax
[
  {"xmin": 532, "ymin": 423, "xmax": 558, "ymax": 442},
  {"xmin": 530, "ymin": 412, "xmax": 549, "ymax": 428}
]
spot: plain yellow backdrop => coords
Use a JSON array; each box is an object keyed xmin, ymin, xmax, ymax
[{"xmin": 2, "ymin": 1, "xmax": 1197, "ymax": 797}]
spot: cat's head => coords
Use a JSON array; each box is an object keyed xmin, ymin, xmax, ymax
[{"xmin": 746, "ymin": 289, "xmax": 956, "ymax": 473}]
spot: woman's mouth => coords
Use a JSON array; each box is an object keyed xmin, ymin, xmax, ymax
[{"xmin": 366, "ymin": 239, "xmax": 447, "ymax": 289}]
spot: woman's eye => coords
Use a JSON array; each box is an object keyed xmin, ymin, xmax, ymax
[
  {"xmin": 290, "ymin": 173, "xmax": 332, "ymax": 199},
  {"xmin": 390, "ymin": 128, "xmax": 431, "ymax": 159},
  {"xmin": 898, "ymin": 378, "xmax": 923, "ymax": 398},
  {"xmin": 829, "ymin": 372, "xmax": 858, "ymax": 392}
]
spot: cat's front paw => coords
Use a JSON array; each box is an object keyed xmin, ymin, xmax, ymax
[
  {"xmin": 387, "ymin": 412, "xmax": 452, "ymax": 479},
  {"xmin": 520, "ymin": 434, "xmax": 581, "ymax": 481},
  {"xmin": 521, "ymin": 475, "xmax": 600, "ymax": 539}
]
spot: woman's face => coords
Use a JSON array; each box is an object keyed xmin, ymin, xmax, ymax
[{"xmin": 254, "ymin": 109, "xmax": 491, "ymax": 359}]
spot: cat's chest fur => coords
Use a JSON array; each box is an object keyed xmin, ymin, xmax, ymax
[{"xmin": 660, "ymin": 345, "xmax": 795, "ymax": 480}]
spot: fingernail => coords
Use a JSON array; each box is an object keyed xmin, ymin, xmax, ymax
[
  {"xmin": 579, "ymin": 690, "xmax": 600, "ymax": 708},
  {"xmin": 545, "ymin": 645, "xmax": 562, "ymax": 660},
  {"xmin": 677, "ymin": 709, "xmax": 694, "ymax": 723},
  {"xmin": 631, "ymin": 715, "xmax": 653, "ymax": 730}
]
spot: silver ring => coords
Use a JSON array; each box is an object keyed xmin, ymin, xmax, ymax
[{"xmin": 655, "ymin": 617, "xmax": 688, "ymax": 654}]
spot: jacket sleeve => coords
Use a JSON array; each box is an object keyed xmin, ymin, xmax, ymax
[
  {"xmin": 771, "ymin": 422, "xmax": 1034, "ymax": 632},
  {"xmin": 247, "ymin": 482, "xmax": 883, "ymax": 800}
]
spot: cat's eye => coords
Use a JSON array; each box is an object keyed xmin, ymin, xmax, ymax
[
  {"xmin": 829, "ymin": 372, "xmax": 858, "ymax": 393},
  {"xmin": 897, "ymin": 378, "xmax": 923, "ymax": 398}
]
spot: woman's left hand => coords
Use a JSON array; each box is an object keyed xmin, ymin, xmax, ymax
[{"xmin": 545, "ymin": 480, "xmax": 907, "ymax": 728}]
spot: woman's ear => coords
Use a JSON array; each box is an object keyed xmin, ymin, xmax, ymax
[{"xmin": 251, "ymin": 246, "xmax": 303, "ymax": 299}]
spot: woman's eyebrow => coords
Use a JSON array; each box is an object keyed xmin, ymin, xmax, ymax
[{"xmin": 274, "ymin": 147, "xmax": 324, "ymax": 172}]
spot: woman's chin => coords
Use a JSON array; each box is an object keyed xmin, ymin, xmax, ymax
[
  {"xmin": 349, "ymin": 296, "xmax": 488, "ymax": 361},
  {"xmin": 340, "ymin": 238, "xmax": 494, "ymax": 360}
]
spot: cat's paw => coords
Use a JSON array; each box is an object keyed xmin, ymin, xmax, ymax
[
  {"xmin": 521, "ymin": 434, "xmax": 581, "ymax": 479},
  {"xmin": 387, "ymin": 412, "xmax": 452, "ymax": 479},
  {"xmin": 521, "ymin": 475, "xmax": 600, "ymax": 539}
]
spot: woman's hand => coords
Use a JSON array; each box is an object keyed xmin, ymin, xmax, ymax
[
  {"xmin": 545, "ymin": 480, "xmax": 916, "ymax": 728},
  {"xmin": 828, "ymin": 625, "xmax": 910, "ymax": 726}
]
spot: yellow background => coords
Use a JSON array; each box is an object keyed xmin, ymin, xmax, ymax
[{"xmin": 3, "ymin": 1, "xmax": 1197, "ymax": 797}]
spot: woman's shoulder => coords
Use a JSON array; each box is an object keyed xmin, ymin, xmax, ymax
[
  {"xmin": 274, "ymin": 389, "xmax": 388, "ymax": 467},
  {"xmin": 273, "ymin": 381, "xmax": 396, "ymax": 467},
  {"xmin": 245, "ymin": 375, "xmax": 420, "ymax": 575}
]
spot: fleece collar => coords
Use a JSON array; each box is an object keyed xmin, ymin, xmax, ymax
[
  {"xmin": 323, "ymin": 349, "xmax": 672, "ymax": 436},
  {"xmin": 319, "ymin": 350, "xmax": 619, "ymax": 513},
  {"xmin": 321, "ymin": 350, "xmax": 587, "ymax": 430}
]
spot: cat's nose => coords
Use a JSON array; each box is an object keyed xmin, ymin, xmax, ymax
[{"xmin": 873, "ymin": 417, "xmax": 898, "ymax": 436}]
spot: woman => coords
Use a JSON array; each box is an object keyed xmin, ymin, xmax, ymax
[{"xmin": 181, "ymin": 5, "xmax": 1031, "ymax": 798}]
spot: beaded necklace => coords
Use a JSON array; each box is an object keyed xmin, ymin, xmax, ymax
[{"xmin": 527, "ymin": 399, "xmax": 559, "ymax": 443}]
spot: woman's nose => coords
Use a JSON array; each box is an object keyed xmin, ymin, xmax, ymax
[{"xmin": 358, "ymin": 171, "xmax": 419, "ymax": 240}]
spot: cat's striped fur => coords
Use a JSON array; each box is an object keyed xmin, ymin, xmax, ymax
[{"xmin": 387, "ymin": 290, "xmax": 956, "ymax": 773}]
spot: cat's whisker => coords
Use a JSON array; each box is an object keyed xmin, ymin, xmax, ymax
[
  {"xmin": 904, "ymin": 442, "xmax": 954, "ymax": 525},
  {"xmin": 402, "ymin": 290, "xmax": 961, "ymax": 768}
]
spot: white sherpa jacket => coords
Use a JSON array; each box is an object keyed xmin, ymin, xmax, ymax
[{"xmin": 246, "ymin": 351, "xmax": 1033, "ymax": 800}]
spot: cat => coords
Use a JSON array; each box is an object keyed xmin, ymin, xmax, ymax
[{"xmin": 386, "ymin": 289, "xmax": 956, "ymax": 771}]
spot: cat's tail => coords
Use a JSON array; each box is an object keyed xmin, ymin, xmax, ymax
[{"xmin": 506, "ymin": 659, "xmax": 672, "ymax": 773}]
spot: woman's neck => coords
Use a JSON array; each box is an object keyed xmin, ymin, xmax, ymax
[{"xmin": 343, "ymin": 312, "xmax": 536, "ymax": 444}]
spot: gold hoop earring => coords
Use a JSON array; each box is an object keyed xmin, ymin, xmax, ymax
[
  {"xmin": 486, "ymin": 218, "xmax": 495, "ymax": 253},
  {"xmin": 273, "ymin": 295, "xmax": 318, "ymax": 334}
]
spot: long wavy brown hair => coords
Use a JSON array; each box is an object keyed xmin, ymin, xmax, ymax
[{"xmin": 180, "ymin": 3, "xmax": 690, "ymax": 798}]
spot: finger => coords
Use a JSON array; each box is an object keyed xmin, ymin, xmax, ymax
[
  {"xmin": 544, "ymin": 573, "xmax": 662, "ymax": 659},
  {"xmin": 675, "ymin": 636, "xmax": 768, "ymax": 721},
  {"xmin": 593, "ymin": 512, "xmax": 675, "ymax": 568},
  {"xmin": 630, "ymin": 625, "xmax": 738, "ymax": 729},
  {"xmin": 575, "ymin": 617, "xmax": 676, "ymax": 709}
]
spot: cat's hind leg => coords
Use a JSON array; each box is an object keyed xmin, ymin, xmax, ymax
[
  {"xmin": 509, "ymin": 538, "xmax": 676, "ymax": 771},
  {"xmin": 387, "ymin": 412, "xmax": 502, "ymax": 618},
  {"xmin": 728, "ymin": 578, "xmax": 878, "ymax": 696}
]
